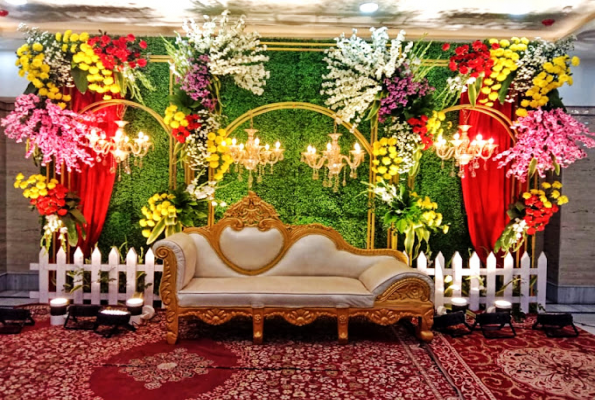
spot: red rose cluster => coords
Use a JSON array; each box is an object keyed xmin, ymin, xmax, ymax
[
  {"xmin": 446, "ymin": 40, "xmax": 495, "ymax": 78},
  {"xmin": 173, "ymin": 114, "xmax": 202, "ymax": 144},
  {"xmin": 88, "ymin": 33, "xmax": 148, "ymax": 71},
  {"xmin": 523, "ymin": 194, "xmax": 559, "ymax": 235},
  {"xmin": 30, "ymin": 183, "xmax": 70, "ymax": 217},
  {"xmin": 407, "ymin": 115, "xmax": 433, "ymax": 150}
]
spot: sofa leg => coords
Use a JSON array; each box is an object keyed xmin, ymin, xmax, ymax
[
  {"xmin": 253, "ymin": 309, "xmax": 264, "ymax": 345},
  {"xmin": 416, "ymin": 311, "xmax": 434, "ymax": 342},
  {"xmin": 166, "ymin": 311, "xmax": 179, "ymax": 345},
  {"xmin": 337, "ymin": 310, "xmax": 349, "ymax": 345}
]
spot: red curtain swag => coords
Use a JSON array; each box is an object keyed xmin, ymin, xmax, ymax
[
  {"xmin": 459, "ymin": 93, "xmax": 515, "ymax": 262},
  {"xmin": 68, "ymin": 91, "xmax": 123, "ymax": 257}
]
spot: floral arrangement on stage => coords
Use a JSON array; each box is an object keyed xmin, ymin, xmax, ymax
[
  {"xmin": 321, "ymin": 28, "xmax": 436, "ymax": 130},
  {"xmin": 495, "ymin": 108, "xmax": 595, "ymax": 181},
  {"xmin": 139, "ymin": 188, "xmax": 208, "ymax": 244},
  {"xmin": 1, "ymin": 93, "xmax": 103, "ymax": 173},
  {"xmin": 495, "ymin": 181, "xmax": 568, "ymax": 254},
  {"xmin": 14, "ymin": 173, "xmax": 86, "ymax": 250},
  {"xmin": 163, "ymin": 11, "xmax": 269, "ymax": 178},
  {"xmin": 367, "ymin": 180, "xmax": 448, "ymax": 260},
  {"xmin": 15, "ymin": 24, "xmax": 153, "ymax": 103}
]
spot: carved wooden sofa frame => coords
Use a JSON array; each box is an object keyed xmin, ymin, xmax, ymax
[{"xmin": 156, "ymin": 192, "xmax": 434, "ymax": 345}]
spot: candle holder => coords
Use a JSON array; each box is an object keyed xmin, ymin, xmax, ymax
[
  {"xmin": 450, "ymin": 297, "xmax": 469, "ymax": 313},
  {"xmin": 474, "ymin": 312, "xmax": 516, "ymax": 339},
  {"xmin": 494, "ymin": 300, "xmax": 512, "ymax": 313},
  {"xmin": 49, "ymin": 298, "xmax": 69, "ymax": 326},
  {"xmin": 0, "ymin": 307, "xmax": 35, "ymax": 334},
  {"xmin": 64, "ymin": 304, "xmax": 101, "ymax": 330},
  {"xmin": 93, "ymin": 310, "xmax": 136, "ymax": 338},
  {"xmin": 433, "ymin": 311, "xmax": 474, "ymax": 337},
  {"xmin": 126, "ymin": 298, "xmax": 144, "ymax": 326},
  {"xmin": 532, "ymin": 313, "xmax": 579, "ymax": 338}
]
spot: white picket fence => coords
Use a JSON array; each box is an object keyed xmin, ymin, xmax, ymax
[
  {"xmin": 418, "ymin": 251, "xmax": 547, "ymax": 313},
  {"xmin": 30, "ymin": 247, "xmax": 162, "ymax": 306}
]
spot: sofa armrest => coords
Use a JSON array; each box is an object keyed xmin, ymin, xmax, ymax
[
  {"xmin": 359, "ymin": 259, "xmax": 433, "ymax": 299},
  {"xmin": 153, "ymin": 233, "xmax": 197, "ymax": 291}
]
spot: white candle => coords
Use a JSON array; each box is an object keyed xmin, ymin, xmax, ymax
[
  {"xmin": 101, "ymin": 309, "xmax": 128, "ymax": 316},
  {"xmin": 494, "ymin": 300, "xmax": 512, "ymax": 309},
  {"xmin": 451, "ymin": 297, "xmax": 468, "ymax": 306},
  {"xmin": 50, "ymin": 298, "xmax": 68, "ymax": 307},
  {"xmin": 126, "ymin": 298, "xmax": 143, "ymax": 307}
]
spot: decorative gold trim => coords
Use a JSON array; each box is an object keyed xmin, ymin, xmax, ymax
[
  {"xmin": 375, "ymin": 277, "xmax": 431, "ymax": 303},
  {"xmin": 440, "ymin": 104, "xmax": 517, "ymax": 142},
  {"xmin": 156, "ymin": 245, "xmax": 180, "ymax": 345},
  {"xmin": 184, "ymin": 192, "xmax": 408, "ymax": 275}
]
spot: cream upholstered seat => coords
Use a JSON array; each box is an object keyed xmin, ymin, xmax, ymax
[{"xmin": 154, "ymin": 192, "xmax": 435, "ymax": 345}]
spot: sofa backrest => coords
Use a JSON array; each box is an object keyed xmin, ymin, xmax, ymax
[{"xmin": 185, "ymin": 192, "xmax": 408, "ymax": 278}]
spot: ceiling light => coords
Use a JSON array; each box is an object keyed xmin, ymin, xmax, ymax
[
  {"xmin": 5, "ymin": 0, "xmax": 27, "ymax": 5},
  {"xmin": 359, "ymin": 2, "xmax": 379, "ymax": 13},
  {"xmin": 508, "ymin": 5, "xmax": 534, "ymax": 16}
]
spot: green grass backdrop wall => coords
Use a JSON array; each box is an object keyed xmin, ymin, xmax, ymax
[{"xmin": 98, "ymin": 38, "xmax": 472, "ymax": 260}]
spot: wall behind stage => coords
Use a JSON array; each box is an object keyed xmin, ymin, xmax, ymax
[{"xmin": 98, "ymin": 39, "xmax": 472, "ymax": 260}]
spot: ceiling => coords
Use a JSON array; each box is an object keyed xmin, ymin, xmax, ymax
[{"xmin": 1, "ymin": 0, "xmax": 595, "ymax": 48}]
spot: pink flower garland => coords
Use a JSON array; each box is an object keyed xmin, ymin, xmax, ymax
[
  {"xmin": 496, "ymin": 108, "xmax": 595, "ymax": 181},
  {"xmin": 1, "ymin": 94, "xmax": 103, "ymax": 173}
]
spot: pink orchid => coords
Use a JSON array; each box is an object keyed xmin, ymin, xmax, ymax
[
  {"xmin": 1, "ymin": 94, "xmax": 104, "ymax": 173},
  {"xmin": 496, "ymin": 108, "xmax": 595, "ymax": 181}
]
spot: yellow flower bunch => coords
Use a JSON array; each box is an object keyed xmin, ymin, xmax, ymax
[
  {"xmin": 206, "ymin": 129, "xmax": 233, "ymax": 180},
  {"xmin": 481, "ymin": 37, "xmax": 527, "ymax": 107},
  {"xmin": 516, "ymin": 55, "xmax": 579, "ymax": 117},
  {"xmin": 14, "ymin": 173, "xmax": 58, "ymax": 199},
  {"xmin": 72, "ymin": 41, "xmax": 118, "ymax": 100},
  {"xmin": 426, "ymin": 110, "xmax": 446, "ymax": 136},
  {"xmin": 163, "ymin": 105, "xmax": 189, "ymax": 130},
  {"xmin": 526, "ymin": 181, "xmax": 568, "ymax": 207},
  {"xmin": 372, "ymin": 137, "xmax": 403, "ymax": 181},
  {"xmin": 139, "ymin": 192, "xmax": 177, "ymax": 238}
]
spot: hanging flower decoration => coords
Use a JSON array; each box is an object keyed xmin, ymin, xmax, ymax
[
  {"xmin": 16, "ymin": 25, "xmax": 154, "ymax": 104},
  {"xmin": 495, "ymin": 181, "xmax": 567, "ymax": 254},
  {"xmin": 479, "ymin": 38, "xmax": 523, "ymax": 107},
  {"xmin": 206, "ymin": 129, "xmax": 233, "ymax": 181},
  {"xmin": 1, "ymin": 94, "xmax": 102, "ymax": 173},
  {"xmin": 371, "ymin": 137, "xmax": 403, "ymax": 181},
  {"xmin": 140, "ymin": 188, "xmax": 208, "ymax": 244},
  {"xmin": 14, "ymin": 173, "xmax": 86, "ymax": 250},
  {"xmin": 366, "ymin": 180, "xmax": 448, "ymax": 261},
  {"xmin": 495, "ymin": 108, "xmax": 595, "ymax": 181},
  {"xmin": 163, "ymin": 11, "xmax": 269, "ymax": 178},
  {"xmin": 376, "ymin": 120, "xmax": 424, "ymax": 177}
]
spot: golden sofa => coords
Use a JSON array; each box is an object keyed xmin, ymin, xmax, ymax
[{"xmin": 155, "ymin": 192, "xmax": 434, "ymax": 345}]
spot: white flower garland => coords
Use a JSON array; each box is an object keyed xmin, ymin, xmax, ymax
[{"xmin": 321, "ymin": 28, "xmax": 413, "ymax": 128}]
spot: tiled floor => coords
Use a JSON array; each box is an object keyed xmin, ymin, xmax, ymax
[{"xmin": 1, "ymin": 291, "xmax": 595, "ymax": 334}]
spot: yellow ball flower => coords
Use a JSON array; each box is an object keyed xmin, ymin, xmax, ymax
[
  {"xmin": 516, "ymin": 108, "xmax": 528, "ymax": 118},
  {"xmin": 32, "ymin": 43, "xmax": 43, "ymax": 52},
  {"xmin": 142, "ymin": 229, "xmax": 151, "ymax": 238}
]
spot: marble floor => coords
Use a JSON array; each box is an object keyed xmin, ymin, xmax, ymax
[{"xmin": 1, "ymin": 291, "xmax": 595, "ymax": 334}]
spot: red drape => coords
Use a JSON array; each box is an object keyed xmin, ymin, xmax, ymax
[
  {"xmin": 459, "ymin": 93, "xmax": 515, "ymax": 261},
  {"xmin": 69, "ymin": 91, "xmax": 122, "ymax": 256}
]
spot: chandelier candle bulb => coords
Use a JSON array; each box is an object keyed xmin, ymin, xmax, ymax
[
  {"xmin": 450, "ymin": 297, "xmax": 469, "ymax": 313},
  {"xmin": 50, "ymin": 298, "xmax": 69, "ymax": 326},
  {"xmin": 494, "ymin": 300, "xmax": 513, "ymax": 313}
]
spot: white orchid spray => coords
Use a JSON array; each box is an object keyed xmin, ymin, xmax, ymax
[{"xmin": 321, "ymin": 28, "xmax": 414, "ymax": 129}]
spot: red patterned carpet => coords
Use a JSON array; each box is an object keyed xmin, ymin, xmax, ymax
[{"xmin": 1, "ymin": 306, "xmax": 595, "ymax": 400}]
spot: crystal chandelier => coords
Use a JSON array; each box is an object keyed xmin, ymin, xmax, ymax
[
  {"xmin": 87, "ymin": 120, "xmax": 152, "ymax": 178},
  {"xmin": 434, "ymin": 124, "xmax": 497, "ymax": 178},
  {"xmin": 228, "ymin": 119, "xmax": 285, "ymax": 188},
  {"xmin": 301, "ymin": 126, "xmax": 365, "ymax": 192}
]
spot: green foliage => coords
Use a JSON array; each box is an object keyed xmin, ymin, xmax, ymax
[{"xmin": 98, "ymin": 39, "xmax": 472, "ymax": 258}]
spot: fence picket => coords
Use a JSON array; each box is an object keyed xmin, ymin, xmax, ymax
[
  {"xmin": 486, "ymin": 252, "xmax": 497, "ymax": 308},
  {"xmin": 469, "ymin": 252, "xmax": 480, "ymax": 310},
  {"xmin": 56, "ymin": 248, "xmax": 67, "ymax": 299},
  {"xmin": 108, "ymin": 248, "xmax": 119, "ymax": 305},
  {"xmin": 434, "ymin": 252, "xmax": 445, "ymax": 309},
  {"xmin": 38, "ymin": 249, "xmax": 49, "ymax": 303},
  {"xmin": 520, "ymin": 252, "xmax": 531, "ymax": 313},
  {"xmin": 126, "ymin": 248, "xmax": 138, "ymax": 300},
  {"xmin": 417, "ymin": 252, "xmax": 427, "ymax": 275},
  {"xmin": 91, "ymin": 247, "xmax": 101, "ymax": 305},
  {"xmin": 73, "ymin": 248, "xmax": 84, "ymax": 304},
  {"xmin": 144, "ymin": 249, "xmax": 155, "ymax": 305},
  {"xmin": 537, "ymin": 253, "xmax": 547, "ymax": 311},
  {"xmin": 452, "ymin": 252, "xmax": 463, "ymax": 298},
  {"xmin": 503, "ymin": 253, "xmax": 514, "ymax": 302}
]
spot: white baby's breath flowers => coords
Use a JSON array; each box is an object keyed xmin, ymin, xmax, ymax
[{"xmin": 321, "ymin": 28, "xmax": 414, "ymax": 129}]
